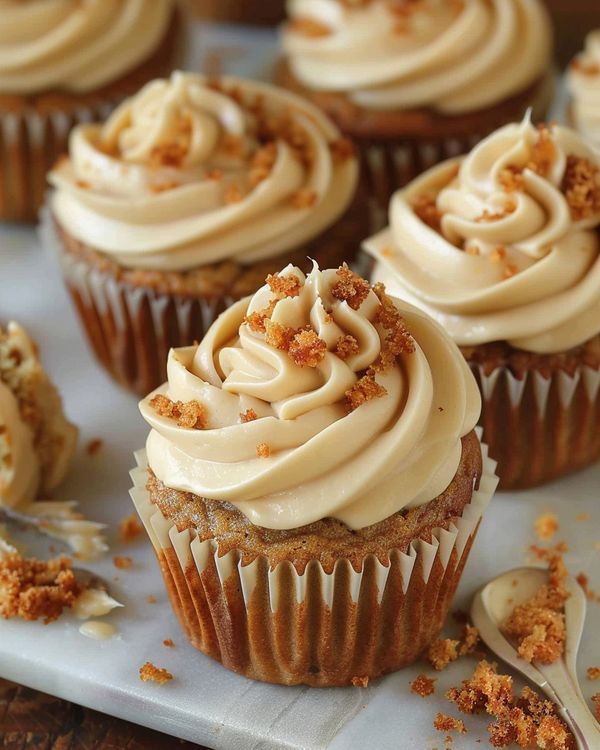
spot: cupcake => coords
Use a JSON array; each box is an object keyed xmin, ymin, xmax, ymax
[
  {"xmin": 279, "ymin": 0, "xmax": 555, "ymax": 230},
  {"xmin": 130, "ymin": 263, "xmax": 497, "ymax": 687},
  {"xmin": 0, "ymin": 0, "xmax": 180, "ymax": 223},
  {"xmin": 0, "ymin": 322, "xmax": 78, "ymax": 508},
  {"xmin": 568, "ymin": 31, "xmax": 600, "ymax": 150},
  {"xmin": 365, "ymin": 116, "xmax": 600, "ymax": 489},
  {"xmin": 45, "ymin": 72, "xmax": 363, "ymax": 396}
]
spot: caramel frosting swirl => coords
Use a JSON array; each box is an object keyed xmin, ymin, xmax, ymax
[
  {"xmin": 365, "ymin": 118, "xmax": 600, "ymax": 353},
  {"xmin": 50, "ymin": 72, "xmax": 358, "ymax": 272},
  {"xmin": 0, "ymin": 0, "xmax": 173, "ymax": 95},
  {"xmin": 281, "ymin": 0, "xmax": 552, "ymax": 113},
  {"xmin": 569, "ymin": 31, "xmax": 600, "ymax": 149},
  {"xmin": 140, "ymin": 264, "xmax": 480, "ymax": 530}
]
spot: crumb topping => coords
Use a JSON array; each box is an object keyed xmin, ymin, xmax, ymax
[
  {"xmin": 288, "ymin": 16, "xmax": 332, "ymax": 37},
  {"xmin": 0, "ymin": 553, "xmax": 82, "ymax": 624},
  {"xmin": 344, "ymin": 374, "xmax": 387, "ymax": 412},
  {"xmin": 335, "ymin": 334, "xmax": 360, "ymax": 360},
  {"xmin": 434, "ymin": 713, "xmax": 467, "ymax": 735},
  {"xmin": 149, "ymin": 394, "xmax": 207, "ymax": 430},
  {"xmin": 410, "ymin": 673, "xmax": 436, "ymax": 697},
  {"xmin": 256, "ymin": 442, "xmax": 271, "ymax": 458},
  {"xmin": 139, "ymin": 662, "xmax": 173, "ymax": 685},
  {"xmin": 266, "ymin": 272, "xmax": 302, "ymax": 299},
  {"xmin": 561, "ymin": 154, "xmax": 600, "ymax": 221},
  {"xmin": 289, "ymin": 329, "xmax": 328, "ymax": 368},
  {"xmin": 412, "ymin": 194, "xmax": 443, "ymax": 232},
  {"xmin": 499, "ymin": 166, "xmax": 525, "ymax": 193},
  {"xmin": 240, "ymin": 409, "xmax": 258, "ymax": 423},
  {"xmin": 119, "ymin": 514, "xmax": 144, "ymax": 543},
  {"xmin": 331, "ymin": 265, "xmax": 371, "ymax": 310}
]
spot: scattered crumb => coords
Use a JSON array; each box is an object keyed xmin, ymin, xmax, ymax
[
  {"xmin": 147, "ymin": 595, "xmax": 157, "ymax": 604},
  {"xmin": 113, "ymin": 556, "xmax": 133, "ymax": 570},
  {"xmin": 459, "ymin": 624, "xmax": 480, "ymax": 656},
  {"xmin": 428, "ymin": 639, "xmax": 460, "ymax": 671},
  {"xmin": 331, "ymin": 265, "xmax": 371, "ymax": 310},
  {"xmin": 576, "ymin": 572, "xmax": 600, "ymax": 603},
  {"xmin": 139, "ymin": 662, "xmax": 173, "ymax": 685},
  {"xmin": 434, "ymin": 713, "xmax": 466, "ymax": 735},
  {"xmin": 240, "ymin": 409, "xmax": 258, "ymax": 423},
  {"xmin": 351, "ymin": 675, "xmax": 369, "ymax": 688},
  {"xmin": 575, "ymin": 513, "xmax": 590, "ymax": 522},
  {"xmin": 587, "ymin": 667, "xmax": 600, "ymax": 681},
  {"xmin": 149, "ymin": 394, "xmax": 207, "ymax": 430},
  {"xmin": 410, "ymin": 674, "xmax": 436, "ymax": 697},
  {"xmin": 86, "ymin": 438, "xmax": 103, "ymax": 456},
  {"xmin": 163, "ymin": 639, "xmax": 175, "ymax": 648},
  {"xmin": 119, "ymin": 514, "xmax": 143, "ymax": 543},
  {"xmin": 561, "ymin": 154, "xmax": 600, "ymax": 221},
  {"xmin": 534, "ymin": 512, "xmax": 559, "ymax": 542},
  {"xmin": 592, "ymin": 694, "xmax": 600, "ymax": 720},
  {"xmin": 256, "ymin": 443, "xmax": 271, "ymax": 459}
]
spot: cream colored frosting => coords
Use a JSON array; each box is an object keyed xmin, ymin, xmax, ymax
[
  {"xmin": 140, "ymin": 264, "xmax": 480, "ymax": 530},
  {"xmin": 569, "ymin": 31, "xmax": 600, "ymax": 150},
  {"xmin": 0, "ymin": 322, "xmax": 78, "ymax": 508},
  {"xmin": 0, "ymin": 0, "xmax": 173, "ymax": 95},
  {"xmin": 49, "ymin": 72, "xmax": 358, "ymax": 272},
  {"xmin": 282, "ymin": 0, "xmax": 552, "ymax": 114},
  {"xmin": 365, "ymin": 118, "xmax": 600, "ymax": 353}
]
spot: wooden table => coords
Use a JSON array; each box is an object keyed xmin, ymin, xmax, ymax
[{"xmin": 0, "ymin": 679, "xmax": 208, "ymax": 749}]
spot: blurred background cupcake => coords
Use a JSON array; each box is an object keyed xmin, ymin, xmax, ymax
[
  {"xmin": 183, "ymin": 0, "xmax": 284, "ymax": 25},
  {"xmin": 132, "ymin": 263, "xmax": 497, "ymax": 686},
  {"xmin": 365, "ymin": 116, "xmax": 600, "ymax": 490},
  {"xmin": 0, "ymin": 0, "xmax": 181, "ymax": 223},
  {"xmin": 568, "ymin": 31, "xmax": 600, "ymax": 150},
  {"xmin": 44, "ymin": 72, "xmax": 363, "ymax": 396},
  {"xmin": 278, "ymin": 0, "xmax": 555, "ymax": 230}
]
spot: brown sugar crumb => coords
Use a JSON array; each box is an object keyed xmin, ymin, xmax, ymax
[
  {"xmin": 561, "ymin": 154, "xmax": 600, "ymax": 221},
  {"xmin": 410, "ymin": 674, "xmax": 436, "ymax": 697},
  {"xmin": 335, "ymin": 334, "xmax": 360, "ymax": 360},
  {"xmin": 344, "ymin": 374, "xmax": 387, "ymax": 412},
  {"xmin": 163, "ymin": 639, "xmax": 175, "ymax": 648},
  {"xmin": 475, "ymin": 202, "xmax": 516, "ymax": 223},
  {"xmin": 446, "ymin": 660, "xmax": 573, "ymax": 750},
  {"xmin": 503, "ymin": 263, "xmax": 518, "ymax": 280},
  {"xmin": 76, "ymin": 180, "xmax": 91, "ymax": 190},
  {"xmin": 428, "ymin": 638, "xmax": 460, "ymax": 671},
  {"xmin": 139, "ymin": 662, "xmax": 173, "ymax": 685},
  {"xmin": 331, "ymin": 265, "xmax": 371, "ymax": 310},
  {"xmin": 592, "ymin": 694, "xmax": 600, "ymax": 720},
  {"xmin": 288, "ymin": 17, "xmax": 332, "ymax": 37},
  {"xmin": 372, "ymin": 282, "xmax": 416, "ymax": 365},
  {"xmin": 412, "ymin": 194, "xmax": 443, "ymax": 232},
  {"xmin": 266, "ymin": 271, "xmax": 301, "ymax": 299},
  {"xmin": 587, "ymin": 667, "xmax": 600, "ymax": 680},
  {"xmin": 149, "ymin": 180, "xmax": 180, "ymax": 193},
  {"xmin": 221, "ymin": 134, "xmax": 243, "ymax": 158},
  {"xmin": 499, "ymin": 166, "xmax": 525, "ymax": 193},
  {"xmin": 0, "ymin": 553, "xmax": 82, "ymax": 624},
  {"xmin": 149, "ymin": 143, "xmax": 187, "ymax": 170},
  {"xmin": 147, "ymin": 595, "xmax": 157, "ymax": 604},
  {"xmin": 576, "ymin": 572, "xmax": 600, "ymax": 603},
  {"xmin": 249, "ymin": 143, "xmax": 277, "ymax": 187},
  {"xmin": 288, "ymin": 329, "xmax": 327, "ymax": 368},
  {"xmin": 240, "ymin": 409, "xmax": 258, "ymax": 423},
  {"xmin": 86, "ymin": 438, "xmax": 103, "ymax": 456},
  {"xmin": 244, "ymin": 299, "xmax": 277, "ymax": 334},
  {"xmin": 534, "ymin": 512, "xmax": 559, "ymax": 542},
  {"xmin": 503, "ymin": 551, "xmax": 569, "ymax": 664},
  {"xmin": 113, "ymin": 556, "xmax": 133, "ymax": 570},
  {"xmin": 351, "ymin": 675, "xmax": 369, "ymax": 688},
  {"xmin": 291, "ymin": 188, "xmax": 318, "ymax": 209},
  {"xmin": 224, "ymin": 183, "xmax": 244, "ymax": 204},
  {"xmin": 330, "ymin": 137, "xmax": 355, "ymax": 164},
  {"xmin": 256, "ymin": 442, "xmax": 271, "ymax": 459},
  {"xmin": 149, "ymin": 394, "xmax": 207, "ymax": 430},
  {"xmin": 490, "ymin": 247, "xmax": 507, "ymax": 263},
  {"xmin": 459, "ymin": 624, "xmax": 480, "ymax": 656},
  {"xmin": 206, "ymin": 168, "xmax": 223, "ymax": 181},
  {"xmin": 264, "ymin": 320, "xmax": 297, "ymax": 353},
  {"xmin": 528, "ymin": 127, "xmax": 557, "ymax": 178},
  {"xmin": 434, "ymin": 713, "xmax": 466, "ymax": 734},
  {"xmin": 119, "ymin": 514, "xmax": 144, "ymax": 543}
]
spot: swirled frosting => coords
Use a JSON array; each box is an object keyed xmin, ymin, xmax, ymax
[
  {"xmin": 281, "ymin": 0, "xmax": 552, "ymax": 114},
  {"xmin": 569, "ymin": 31, "xmax": 600, "ymax": 150},
  {"xmin": 140, "ymin": 264, "xmax": 480, "ymax": 530},
  {"xmin": 0, "ymin": 323, "xmax": 78, "ymax": 508},
  {"xmin": 365, "ymin": 117, "xmax": 600, "ymax": 353},
  {"xmin": 50, "ymin": 72, "xmax": 358, "ymax": 272},
  {"xmin": 0, "ymin": 0, "xmax": 173, "ymax": 95}
]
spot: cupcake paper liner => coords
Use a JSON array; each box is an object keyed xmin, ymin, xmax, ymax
[
  {"xmin": 129, "ymin": 431, "xmax": 498, "ymax": 687},
  {"xmin": 472, "ymin": 364, "xmax": 600, "ymax": 490},
  {"xmin": 42, "ymin": 202, "xmax": 366, "ymax": 396}
]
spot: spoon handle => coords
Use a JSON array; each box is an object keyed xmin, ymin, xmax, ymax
[{"xmin": 543, "ymin": 663, "xmax": 600, "ymax": 750}]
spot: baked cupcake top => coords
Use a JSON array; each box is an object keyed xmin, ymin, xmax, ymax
[
  {"xmin": 568, "ymin": 31, "xmax": 600, "ymax": 149},
  {"xmin": 0, "ymin": 0, "xmax": 174, "ymax": 96},
  {"xmin": 139, "ymin": 264, "xmax": 480, "ymax": 530},
  {"xmin": 0, "ymin": 323, "xmax": 78, "ymax": 508},
  {"xmin": 365, "ymin": 117, "xmax": 600, "ymax": 353},
  {"xmin": 281, "ymin": 0, "xmax": 552, "ymax": 113},
  {"xmin": 49, "ymin": 72, "xmax": 358, "ymax": 272}
]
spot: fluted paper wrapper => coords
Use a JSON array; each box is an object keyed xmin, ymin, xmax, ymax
[
  {"xmin": 473, "ymin": 364, "xmax": 600, "ymax": 490},
  {"xmin": 41, "ymin": 201, "xmax": 365, "ymax": 396},
  {"xmin": 129, "ymin": 434, "xmax": 497, "ymax": 687}
]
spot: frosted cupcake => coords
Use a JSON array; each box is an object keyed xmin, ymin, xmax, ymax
[
  {"xmin": 130, "ymin": 263, "xmax": 497, "ymax": 686},
  {"xmin": 45, "ymin": 72, "xmax": 362, "ymax": 396},
  {"xmin": 279, "ymin": 0, "xmax": 554, "ymax": 228},
  {"xmin": 568, "ymin": 31, "xmax": 600, "ymax": 150},
  {"xmin": 0, "ymin": 0, "xmax": 180, "ymax": 222},
  {"xmin": 365, "ymin": 117, "xmax": 600, "ymax": 489}
]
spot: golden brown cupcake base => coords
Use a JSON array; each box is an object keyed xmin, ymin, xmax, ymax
[
  {"xmin": 0, "ymin": 10, "xmax": 181, "ymax": 223},
  {"xmin": 464, "ymin": 339, "xmax": 600, "ymax": 490},
  {"xmin": 50, "ymin": 198, "xmax": 367, "ymax": 395},
  {"xmin": 131, "ymin": 432, "xmax": 493, "ymax": 686}
]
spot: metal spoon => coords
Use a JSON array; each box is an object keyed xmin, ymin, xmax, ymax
[{"xmin": 471, "ymin": 567, "xmax": 600, "ymax": 750}]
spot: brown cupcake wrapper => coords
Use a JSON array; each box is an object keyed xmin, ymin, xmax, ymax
[
  {"xmin": 129, "ymin": 433, "xmax": 498, "ymax": 687},
  {"xmin": 473, "ymin": 363, "xmax": 600, "ymax": 490}
]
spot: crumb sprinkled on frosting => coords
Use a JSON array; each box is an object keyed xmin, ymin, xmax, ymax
[
  {"xmin": 256, "ymin": 442, "xmax": 271, "ymax": 458},
  {"xmin": 149, "ymin": 394, "xmax": 207, "ymax": 430},
  {"xmin": 266, "ymin": 271, "xmax": 302, "ymax": 299},
  {"xmin": 289, "ymin": 329, "xmax": 327, "ymax": 368},
  {"xmin": 335, "ymin": 334, "xmax": 360, "ymax": 360},
  {"xmin": 344, "ymin": 374, "xmax": 387, "ymax": 412},
  {"xmin": 561, "ymin": 154, "xmax": 600, "ymax": 221},
  {"xmin": 240, "ymin": 409, "xmax": 258, "ymax": 423},
  {"xmin": 331, "ymin": 265, "xmax": 371, "ymax": 310},
  {"xmin": 412, "ymin": 194, "xmax": 443, "ymax": 232}
]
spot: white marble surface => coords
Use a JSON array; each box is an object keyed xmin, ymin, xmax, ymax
[{"xmin": 0, "ymin": 22, "xmax": 598, "ymax": 750}]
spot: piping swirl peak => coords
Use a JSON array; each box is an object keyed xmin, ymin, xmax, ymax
[{"xmin": 140, "ymin": 264, "xmax": 481, "ymax": 530}]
